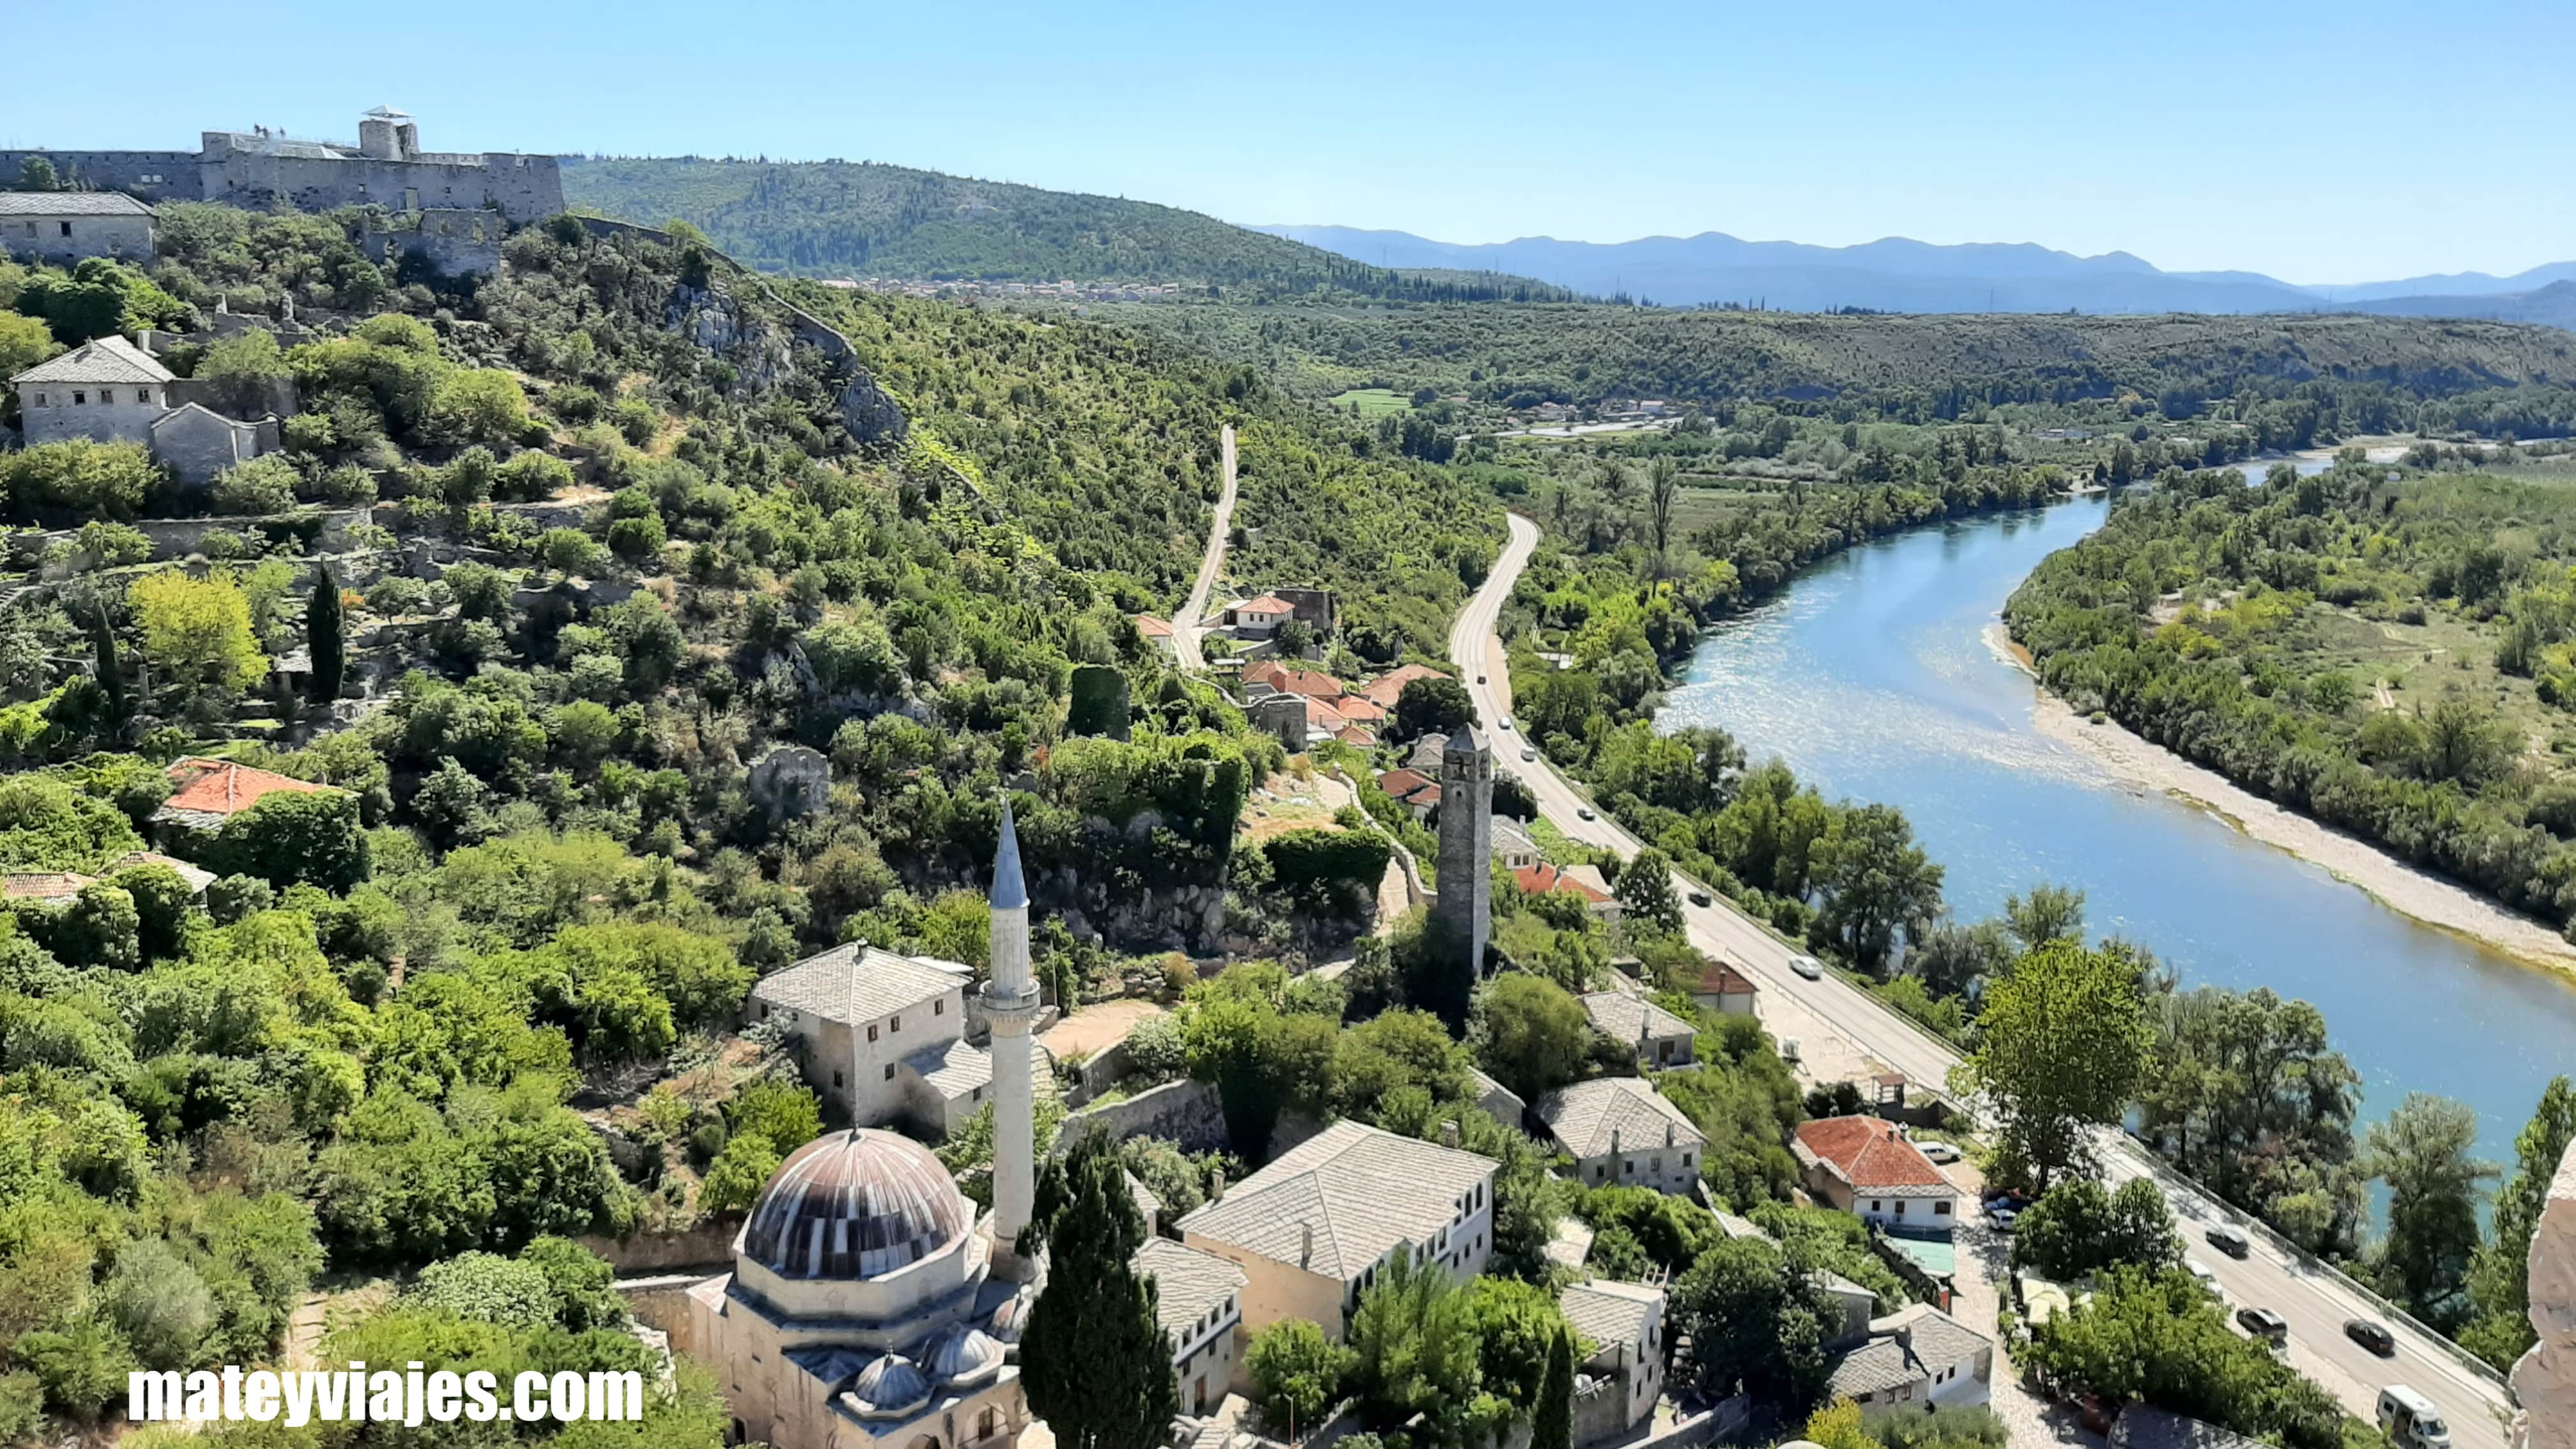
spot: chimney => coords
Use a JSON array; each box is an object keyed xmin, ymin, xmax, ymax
[
  {"xmin": 1300, "ymin": 1221, "xmax": 1314, "ymax": 1269},
  {"xmin": 1208, "ymin": 1164, "xmax": 1227, "ymax": 1202},
  {"xmin": 1611, "ymin": 1128, "xmax": 1622, "ymax": 1160},
  {"xmin": 1665, "ymin": 1121, "xmax": 1676, "ymax": 1149},
  {"xmin": 1439, "ymin": 1120, "xmax": 1460, "ymax": 1150}
]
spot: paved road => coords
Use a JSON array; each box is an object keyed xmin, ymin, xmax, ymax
[
  {"xmin": 1452, "ymin": 512, "xmax": 2516, "ymax": 1448},
  {"xmin": 1174, "ymin": 423, "xmax": 1238, "ymax": 671}
]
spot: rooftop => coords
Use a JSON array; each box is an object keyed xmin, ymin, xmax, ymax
[
  {"xmin": 1234, "ymin": 595, "xmax": 1294, "ymax": 614},
  {"xmin": 2108, "ymin": 1407, "xmax": 2270, "ymax": 1449},
  {"xmin": 1579, "ymin": 992, "xmax": 1696, "ymax": 1045},
  {"xmin": 1, "ymin": 872, "xmax": 96, "ymax": 903},
  {"xmin": 1825, "ymin": 1303, "xmax": 1989, "ymax": 1400},
  {"xmin": 13, "ymin": 334, "xmax": 174, "ymax": 387},
  {"xmin": 1134, "ymin": 615, "xmax": 1174, "ymax": 638},
  {"xmin": 107, "ymin": 851, "xmax": 216, "ymax": 893},
  {"xmin": 1514, "ymin": 862, "xmax": 1609, "ymax": 904},
  {"xmin": 0, "ymin": 191, "xmax": 155, "ymax": 218},
  {"xmin": 1134, "ymin": 1238, "xmax": 1246, "ymax": 1343},
  {"xmin": 1793, "ymin": 1116, "xmax": 1952, "ymax": 1195},
  {"xmin": 1361, "ymin": 664, "xmax": 1446, "ymax": 707},
  {"xmin": 904, "ymin": 1038, "xmax": 993, "ymax": 1101},
  {"xmin": 1558, "ymin": 1278, "xmax": 1662, "ymax": 1356},
  {"xmin": 753, "ymin": 941, "xmax": 970, "ymax": 1025},
  {"xmin": 155, "ymin": 756, "xmax": 341, "ymax": 824},
  {"xmin": 1537, "ymin": 1077, "xmax": 1705, "ymax": 1161},
  {"xmin": 1696, "ymin": 960, "xmax": 1758, "ymax": 997},
  {"xmin": 1177, "ymin": 1119, "xmax": 1494, "ymax": 1280}
]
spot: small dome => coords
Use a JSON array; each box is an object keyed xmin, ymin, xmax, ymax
[
  {"xmin": 846, "ymin": 1354, "xmax": 931, "ymax": 1420},
  {"xmin": 917, "ymin": 1324, "xmax": 1007, "ymax": 1388},
  {"xmin": 742, "ymin": 1129, "xmax": 969, "ymax": 1280},
  {"xmin": 985, "ymin": 1289, "xmax": 1034, "ymax": 1345}
]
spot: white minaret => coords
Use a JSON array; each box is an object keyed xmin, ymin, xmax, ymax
[{"xmin": 985, "ymin": 797, "xmax": 1042, "ymax": 1279}]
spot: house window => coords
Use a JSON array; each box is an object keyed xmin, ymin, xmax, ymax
[
  {"xmin": 1934, "ymin": 1200, "xmax": 1952, "ymax": 1215},
  {"xmin": 59, "ymin": 222, "xmax": 72, "ymax": 237},
  {"xmin": 1595, "ymin": 1165, "xmax": 1606, "ymax": 1181},
  {"xmin": 1894, "ymin": 1199, "xmax": 1906, "ymax": 1218},
  {"xmin": 832, "ymin": 1071, "xmax": 843, "ymax": 1088},
  {"xmin": 868, "ymin": 1023, "xmax": 878, "ymax": 1042},
  {"xmin": 1651, "ymin": 1156, "xmax": 1662, "ymax": 1174},
  {"xmin": 72, "ymin": 392, "xmax": 85, "ymax": 405},
  {"xmin": 891, "ymin": 1014, "xmax": 901, "ymax": 1032},
  {"xmin": 758, "ymin": 1004, "xmax": 770, "ymax": 1020},
  {"xmin": 31, "ymin": 394, "xmax": 42, "ymax": 406},
  {"xmin": 1623, "ymin": 1160, "xmax": 1634, "ymax": 1176},
  {"xmin": 1682, "ymin": 1153, "xmax": 1694, "ymax": 1168},
  {"xmin": 884, "ymin": 1064, "xmax": 896, "ymax": 1081},
  {"xmin": 972, "ymin": 1086, "xmax": 983, "ymax": 1102},
  {"xmin": 935, "ymin": 999, "xmax": 944, "ymax": 1015},
  {"xmin": 1871, "ymin": 1200, "xmax": 1882, "ymax": 1213}
]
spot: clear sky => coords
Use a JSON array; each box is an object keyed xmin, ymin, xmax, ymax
[{"xmin": 4, "ymin": 0, "xmax": 2567, "ymax": 284}]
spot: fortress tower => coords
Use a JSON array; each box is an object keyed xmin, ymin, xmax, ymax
[
  {"xmin": 983, "ymin": 799, "xmax": 1042, "ymax": 1280},
  {"xmin": 1436, "ymin": 726, "xmax": 1493, "ymax": 974}
]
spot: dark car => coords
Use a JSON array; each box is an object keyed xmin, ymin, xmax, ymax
[{"xmin": 2343, "ymin": 1318, "xmax": 2396, "ymax": 1356}]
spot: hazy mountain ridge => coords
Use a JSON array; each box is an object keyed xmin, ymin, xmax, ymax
[{"xmin": 1254, "ymin": 224, "xmax": 2576, "ymax": 319}]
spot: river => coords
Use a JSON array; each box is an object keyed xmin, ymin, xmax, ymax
[{"xmin": 1656, "ymin": 491, "xmax": 2576, "ymax": 1165}]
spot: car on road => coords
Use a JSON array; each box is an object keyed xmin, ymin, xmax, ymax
[
  {"xmin": 1498, "ymin": 716, "xmax": 1514, "ymax": 730},
  {"xmin": 2343, "ymin": 1318, "xmax": 2396, "ymax": 1356},
  {"xmin": 1521, "ymin": 747, "xmax": 1537, "ymax": 762},
  {"xmin": 1914, "ymin": 1140, "xmax": 1960, "ymax": 1163},
  {"xmin": 1576, "ymin": 807, "xmax": 1596, "ymax": 821},
  {"xmin": 2377, "ymin": 1386, "xmax": 2451, "ymax": 1449},
  {"xmin": 2205, "ymin": 1223, "xmax": 2252, "ymax": 1258},
  {"xmin": 2235, "ymin": 1306, "xmax": 2288, "ymax": 1347},
  {"xmin": 1687, "ymin": 889, "xmax": 1712, "ymax": 908},
  {"xmin": 2184, "ymin": 1257, "xmax": 2221, "ymax": 1297},
  {"xmin": 1788, "ymin": 954, "xmax": 1824, "ymax": 980},
  {"xmin": 1475, "ymin": 675, "xmax": 1485, "ymax": 684}
]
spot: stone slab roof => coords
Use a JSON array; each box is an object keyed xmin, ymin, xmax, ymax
[
  {"xmin": 13, "ymin": 334, "xmax": 174, "ymax": 387},
  {"xmin": 1134, "ymin": 1237, "xmax": 1246, "ymax": 1343},
  {"xmin": 2108, "ymin": 1407, "xmax": 2269, "ymax": 1449},
  {"xmin": 1794, "ymin": 1117, "xmax": 1952, "ymax": 1196},
  {"xmin": 905, "ymin": 1038, "xmax": 993, "ymax": 1102},
  {"xmin": 0, "ymin": 192, "xmax": 154, "ymax": 217},
  {"xmin": 1825, "ymin": 1304, "xmax": 1989, "ymax": 1400},
  {"xmin": 1559, "ymin": 1278, "xmax": 1662, "ymax": 1356},
  {"xmin": 107, "ymin": 851, "xmax": 216, "ymax": 894},
  {"xmin": 1537, "ymin": 1077, "xmax": 1705, "ymax": 1161},
  {"xmin": 1579, "ymin": 992, "xmax": 1695, "ymax": 1045},
  {"xmin": 1177, "ymin": 1119, "xmax": 1493, "ymax": 1281},
  {"xmin": 753, "ymin": 942, "xmax": 969, "ymax": 1025}
]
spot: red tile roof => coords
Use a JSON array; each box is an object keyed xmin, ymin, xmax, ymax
[
  {"xmin": 1, "ymin": 872, "xmax": 96, "ymax": 903},
  {"xmin": 1333, "ymin": 694, "xmax": 1388, "ymax": 723},
  {"xmin": 1361, "ymin": 664, "xmax": 1446, "ymax": 708},
  {"xmin": 1234, "ymin": 595, "xmax": 1294, "ymax": 615},
  {"xmin": 1304, "ymin": 695, "xmax": 1350, "ymax": 731},
  {"xmin": 1376, "ymin": 768, "xmax": 1437, "ymax": 802},
  {"xmin": 1514, "ymin": 862, "xmax": 1609, "ymax": 903},
  {"xmin": 159, "ymin": 757, "xmax": 341, "ymax": 820},
  {"xmin": 1335, "ymin": 725, "xmax": 1378, "ymax": 748},
  {"xmin": 1246, "ymin": 661, "xmax": 1344, "ymax": 700},
  {"xmin": 1697, "ymin": 961, "xmax": 1758, "ymax": 997},
  {"xmin": 1134, "ymin": 614, "xmax": 1174, "ymax": 638},
  {"xmin": 1793, "ymin": 1117, "xmax": 1951, "ymax": 1192}
]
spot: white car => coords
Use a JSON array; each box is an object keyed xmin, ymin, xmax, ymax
[
  {"xmin": 2185, "ymin": 1257, "xmax": 2222, "ymax": 1297},
  {"xmin": 1915, "ymin": 1140, "xmax": 1960, "ymax": 1164},
  {"xmin": 1520, "ymin": 747, "xmax": 1537, "ymax": 762},
  {"xmin": 1788, "ymin": 954, "xmax": 1824, "ymax": 980},
  {"xmin": 1498, "ymin": 716, "xmax": 1514, "ymax": 731}
]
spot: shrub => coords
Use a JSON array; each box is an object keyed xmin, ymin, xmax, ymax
[
  {"xmin": 209, "ymin": 455, "xmax": 301, "ymax": 515},
  {"xmin": 1246, "ymin": 1318, "xmax": 1351, "ymax": 1431},
  {"xmin": 0, "ymin": 438, "xmax": 158, "ymax": 523}
]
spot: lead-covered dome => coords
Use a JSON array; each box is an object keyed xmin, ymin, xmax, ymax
[
  {"xmin": 846, "ymin": 1354, "xmax": 931, "ymax": 1419},
  {"xmin": 917, "ymin": 1323, "xmax": 1006, "ymax": 1388},
  {"xmin": 742, "ymin": 1129, "xmax": 969, "ymax": 1281}
]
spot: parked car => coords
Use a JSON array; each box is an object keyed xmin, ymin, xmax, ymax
[
  {"xmin": 1984, "ymin": 1204, "xmax": 2018, "ymax": 1232},
  {"xmin": 2235, "ymin": 1306, "xmax": 2288, "ymax": 1346},
  {"xmin": 2184, "ymin": 1257, "xmax": 2221, "ymax": 1296},
  {"xmin": 2344, "ymin": 1318, "xmax": 2396, "ymax": 1356},
  {"xmin": 2205, "ymin": 1223, "xmax": 2252, "ymax": 1259},
  {"xmin": 1788, "ymin": 954, "xmax": 1824, "ymax": 980},
  {"xmin": 1915, "ymin": 1140, "xmax": 1960, "ymax": 1163},
  {"xmin": 2377, "ymin": 1386, "xmax": 2450, "ymax": 1449},
  {"xmin": 1687, "ymin": 889, "xmax": 1712, "ymax": 908}
]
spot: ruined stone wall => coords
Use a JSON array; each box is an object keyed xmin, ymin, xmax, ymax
[{"xmin": 363, "ymin": 207, "xmax": 506, "ymax": 277}]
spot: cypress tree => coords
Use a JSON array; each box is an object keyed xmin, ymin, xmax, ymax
[
  {"xmin": 90, "ymin": 600, "xmax": 125, "ymax": 721},
  {"xmin": 307, "ymin": 562, "xmax": 344, "ymax": 706},
  {"xmin": 1020, "ymin": 1131, "xmax": 1177, "ymax": 1449},
  {"xmin": 1532, "ymin": 1326, "xmax": 1574, "ymax": 1449}
]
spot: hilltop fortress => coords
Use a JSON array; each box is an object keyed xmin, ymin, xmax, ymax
[{"xmin": 0, "ymin": 106, "xmax": 563, "ymax": 225}]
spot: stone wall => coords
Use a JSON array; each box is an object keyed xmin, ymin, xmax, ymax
[
  {"xmin": 1065, "ymin": 1079, "xmax": 1230, "ymax": 1153},
  {"xmin": 578, "ymin": 1220, "xmax": 739, "ymax": 1275},
  {"xmin": 0, "ymin": 150, "xmax": 197, "ymax": 202},
  {"xmin": 617, "ymin": 1272, "xmax": 723, "ymax": 1363},
  {"xmin": 1, "ymin": 210, "xmax": 155, "ymax": 267},
  {"xmin": 364, "ymin": 207, "xmax": 507, "ymax": 278},
  {"xmin": 201, "ymin": 145, "xmax": 564, "ymax": 225},
  {"xmin": 2513, "ymin": 1136, "xmax": 2576, "ymax": 1449}
]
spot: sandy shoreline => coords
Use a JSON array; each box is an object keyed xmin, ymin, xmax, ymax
[{"xmin": 1983, "ymin": 624, "xmax": 2576, "ymax": 980}]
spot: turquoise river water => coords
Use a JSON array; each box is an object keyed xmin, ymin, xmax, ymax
[{"xmin": 1657, "ymin": 493, "xmax": 2576, "ymax": 1164}]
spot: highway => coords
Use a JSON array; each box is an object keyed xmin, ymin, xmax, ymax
[
  {"xmin": 1450, "ymin": 511, "xmax": 2517, "ymax": 1448},
  {"xmin": 1173, "ymin": 424, "xmax": 1239, "ymax": 672}
]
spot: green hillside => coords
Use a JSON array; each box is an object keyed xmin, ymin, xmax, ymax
[{"xmin": 558, "ymin": 156, "xmax": 1570, "ymax": 302}]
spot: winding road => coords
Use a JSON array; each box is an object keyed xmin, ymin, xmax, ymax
[
  {"xmin": 1451, "ymin": 512, "xmax": 2516, "ymax": 1448},
  {"xmin": 1174, "ymin": 424, "xmax": 1239, "ymax": 672}
]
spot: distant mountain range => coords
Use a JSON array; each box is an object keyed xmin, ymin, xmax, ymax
[{"xmin": 1252, "ymin": 224, "xmax": 2576, "ymax": 323}]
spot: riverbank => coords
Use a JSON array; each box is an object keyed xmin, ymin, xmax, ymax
[{"xmin": 1987, "ymin": 622, "xmax": 2576, "ymax": 981}]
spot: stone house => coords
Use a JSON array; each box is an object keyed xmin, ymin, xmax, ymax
[
  {"xmin": 152, "ymin": 757, "xmax": 345, "ymax": 834},
  {"xmin": 1692, "ymin": 960, "xmax": 1758, "ymax": 1017},
  {"xmin": 1538, "ymin": 1077, "xmax": 1706, "ymax": 1196},
  {"xmin": 0, "ymin": 191, "xmax": 155, "ymax": 266},
  {"xmin": 1492, "ymin": 818, "xmax": 1540, "ymax": 873},
  {"xmin": 1822, "ymin": 1303, "xmax": 1991, "ymax": 1409},
  {"xmin": 747, "ymin": 942, "xmax": 1031, "ymax": 1140},
  {"xmin": 1222, "ymin": 595, "xmax": 1296, "ymax": 636},
  {"xmin": 1134, "ymin": 1238, "xmax": 1248, "ymax": 1416},
  {"xmin": 1176, "ymin": 1120, "xmax": 1495, "ymax": 1341},
  {"xmin": 1558, "ymin": 1278, "xmax": 1667, "ymax": 1445},
  {"xmin": 1134, "ymin": 615, "xmax": 1178, "ymax": 659},
  {"xmin": 1792, "ymin": 1116, "xmax": 1958, "ymax": 1236},
  {"xmin": 11, "ymin": 336, "xmax": 277, "ymax": 484},
  {"xmin": 1360, "ymin": 664, "xmax": 1446, "ymax": 711},
  {"xmin": 1513, "ymin": 862, "xmax": 1618, "ymax": 922},
  {"xmin": 1579, "ymin": 992, "xmax": 1696, "ymax": 1070}
]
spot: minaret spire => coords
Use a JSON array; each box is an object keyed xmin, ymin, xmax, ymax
[{"xmin": 985, "ymin": 793, "xmax": 1041, "ymax": 1278}]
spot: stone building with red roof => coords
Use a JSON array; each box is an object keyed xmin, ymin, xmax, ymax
[{"xmin": 1792, "ymin": 1116, "xmax": 1958, "ymax": 1236}]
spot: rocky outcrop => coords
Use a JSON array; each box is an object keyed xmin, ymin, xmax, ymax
[
  {"xmin": 2515, "ymin": 1137, "xmax": 2576, "ymax": 1449},
  {"xmin": 747, "ymin": 745, "xmax": 831, "ymax": 820}
]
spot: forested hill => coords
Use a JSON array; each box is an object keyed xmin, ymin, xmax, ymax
[{"xmin": 558, "ymin": 156, "xmax": 1571, "ymax": 301}]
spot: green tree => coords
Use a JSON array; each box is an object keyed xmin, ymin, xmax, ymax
[
  {"xmin": 1531, "ymin": 1328, "xmax": 1574, "ymax": 1449},
  {"xmin": 1021, "ymin": 1131, "xmax": 1177, "ymax": 1449},
  {"xmin": 1472, "ymin": 974, "xmax": 1593, "ymax": 1104},
  {"xmin": 16, "ymin": 157, "xmax": 59, "ymax": 192},
  {"xmin": 1614, "ymin": 847, "xmax": 1683, "ymax": 933},
  {"xmin": 2013, "ymin": 1177, "xmax": 2179, "ymax": 1280},
  {"xmin": 206, "ymin": 790, "xmax": 371, "ymax": 892},
  {"xmin": 1954, "ymin": 939, "xmax": 2150, "ymax": 1192},
  {"xmin": 1246, "ymin": 1318, "xmax": 1352, "ymax": 1434},
  {"xmin": 2002, "ymin": 882, "xmax": 2085, "ymax": 951},
  {"xmin": 1669, "ymin": 1234, "xmax": 1832, "ymax": 1416},
  {"xmin": 307, "ymin": 562, "xmax": 345, "ymax": 706},
  {"xmin": 2365, "ymin": 1092, "xmax": 2495, "ymax": 1328},
  {"xmin": 1811, "ymin": 804, "xmax": 1942, "ymax": 976},
  {"xmin": 2463, "ymin": 1075, "xmax": 2576, "ymax": 1366},
  {"xmin": 130, "ymin": 570, "xmax": 267, "ymax": 696},
  {"xmin": 1347, "ymin": 1252, "xmax": 1484, "ymax": 1440},
  {"xmin": 1646, "ymin": 456, "xmax": 1681, "ymax": 565},
  {"xmin": 1395, "ymin": 673, "xmax": 1475, "ymax": 741}
]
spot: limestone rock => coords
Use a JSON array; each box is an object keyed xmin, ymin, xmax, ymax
[{"xmin": 747, "ymin": 745, "xmax": 831, "ymax": 820}]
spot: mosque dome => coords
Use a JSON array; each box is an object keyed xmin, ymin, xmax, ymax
[
  {"xmin": 985, "ymin": 1288, "xmax": 1034, "ymax": 1346},
  {"xmin": 846, "ymin": 1354, "xmax": 932, "ymax": 1420},
  {"xmin": 741, "ymin": 1129, "xmax": 969, "ymax": 1281},
  {"xmin": 917, "ymin": 1323, "xmax": 1007, "ymax": 1388}
]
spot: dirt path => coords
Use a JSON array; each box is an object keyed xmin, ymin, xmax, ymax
[{"xmin": 1174, "ymin": 424, "xmax": 1238, "ymax": 671}]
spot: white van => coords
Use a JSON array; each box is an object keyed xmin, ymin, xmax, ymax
[{"xmin": 2376, "ymin": 1386, "xmax": 2451, "ymax": 1449}]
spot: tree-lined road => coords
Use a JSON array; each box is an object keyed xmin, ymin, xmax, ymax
[
  {"xmin": 1173, "ymin": 424, "xmax": 1238, "ymax": 672},
  {"xmin": 1450, "ymin": 511, "xmax": 2515, "ymax": 1448}
]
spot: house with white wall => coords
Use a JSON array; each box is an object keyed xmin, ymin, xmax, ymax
[{"xmin": 749, "ymin": 942, "xmax": 1023, "ymax": 1140}]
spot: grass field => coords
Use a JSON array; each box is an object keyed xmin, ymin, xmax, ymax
[{"xmin": 1328, "ymin": 388, "xmax": 1414, "ymax": 419}]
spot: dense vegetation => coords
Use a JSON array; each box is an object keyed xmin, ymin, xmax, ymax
[{"xmin": 558, "ymin": 157, "xmax": 1572, "ymax": 302}]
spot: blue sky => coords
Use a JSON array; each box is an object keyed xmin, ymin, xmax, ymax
[{"xmin": 4, "ymin": 0, "xmax": 2567, "ymax": 284}]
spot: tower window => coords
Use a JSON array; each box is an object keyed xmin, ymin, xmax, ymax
[
  {"xmin": 883, "ymin": 1064, "xmax": 895, "ymax": 1081},
  {"xmin": 832, "ymin": 1071, "xmax": 843, "ymax": 1088}
]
